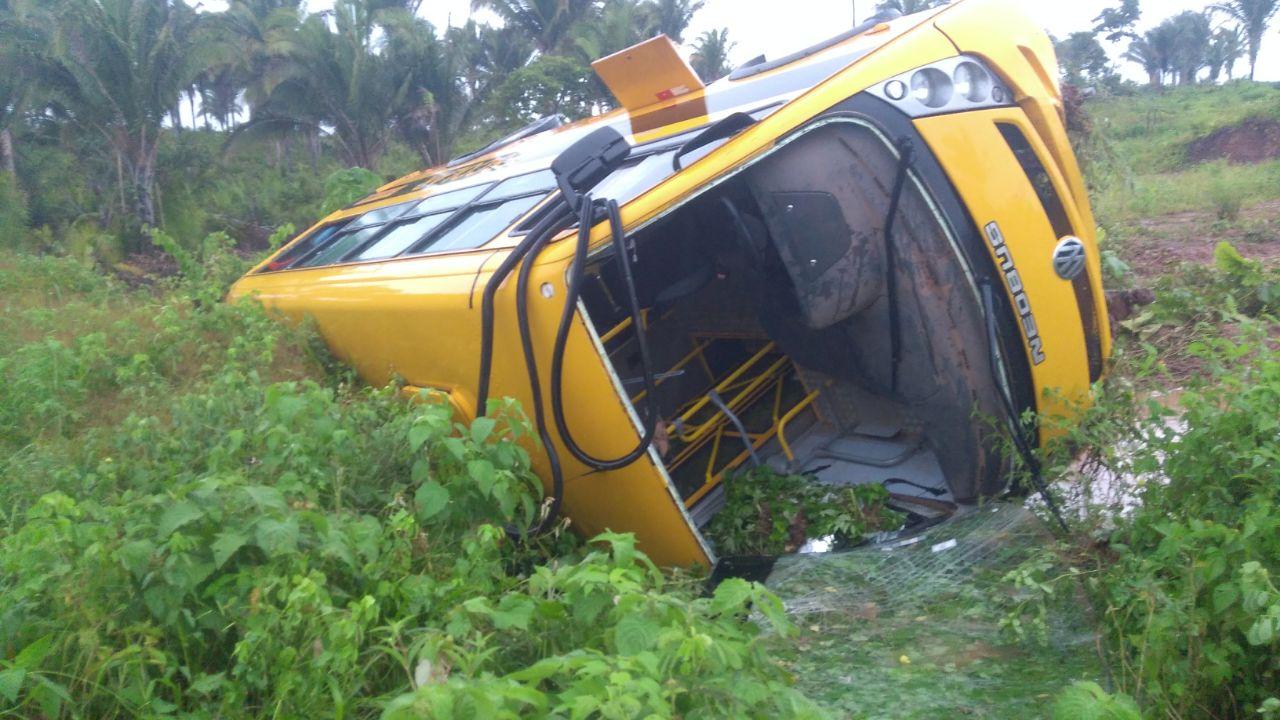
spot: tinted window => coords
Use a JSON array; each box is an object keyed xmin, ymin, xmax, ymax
[
  {"xmin": 420, "ymin": 195, "xmax": 544, "ymax": 254},
  {"xmin": 411, "ymin": 183, "xmax": 492, "ymax": 215},
  {"xmin": 263, "ymin": 222, "xmax": 348, "ymax": 272},
  {"xmin": 489, "ymin": 169, "xmax": 555, "ymax": 199},
  {"xmin": 356, "ymin": 213, "xmax": 450, "ymax": 261},
  {"xmin": 347, "ymin": 201, "xmax": 414, "ymax": 230},
  {"xmin": 295, "ymin": 226, "xmax": 382, "ymax": 268},
  {"xmin": 261, "ymin": 172, "xmax": 555, "ymax": 271}
]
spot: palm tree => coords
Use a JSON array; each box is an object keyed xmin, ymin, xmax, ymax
[
  {"xmin": 0, "ymin": 0, "xmax": 52, "ymax": 180},
  {"xmin": 29, "ymin": 0, "xmax": 223, "ymax": 236},
  {"xmin": 199, "ymin": 66, "xmax": 242, "ymax": 130},
  {"xmin": 448, "ymin": 20, "xmax": 534, "ymax": 103},
  {"xmin": 381, "ymin": 9, "xmax": 469, "ymax": 165},
  {"xmin": 1211, "ymin": 0, "xmax": 1280, "ymax": 80},
  {"xmin": 691, "ymin": 28, "xmax": 734, "ymax": 83},
  {"xmin": 1125, "ymin": 20, "xmax": 1193, "ymax": 86},
  {"xmin": 643, "ymin": 0, "xmax": 703, "ymax": 42},
  {"xmin": 874, "ymin": 0, "xmax": 947, "ymax": 16},
  {"xmin": 0, "ymin": 78, "xmax": 22, "ymax": 178},
  {"xmin": 0, "ymin": 9, "xmax": 27, "ymax": 178},
  {"xmin": 574, "ymin": 0, "xmax": 652, "ymax": 63},
  {"xmin": 571, "ymin": 0, "xmax": 654, "ymax": 108},
  {"xmin": 470, "ymin": 0, "xmax": 598, "ymax": 54},
  {"xmin": 1165, "ymin": 11, "xmax": 1212, "ymax": 85},
  {"xmin": 244, "ymin": 0, "xmax": 463, "ymax": 169},
  {"xmin": 220, "ymin": 0, "xmax": 305, "ymax": 117},
  {"xmin": 1207, "ymin": 25, "xmax": 1246, "ymax": 82},
  {"xmin": 1123, "ymin": 36, "xmax": 1166, "ymax": 88}
]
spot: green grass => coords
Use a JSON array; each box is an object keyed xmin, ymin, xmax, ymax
[
  {"xmin": 1092, "ymin": 158, "xmax": 1280, "ymax": 222},
  {"xmin": 1083, "ymin": 83, "xmax": 1280, "ymax": 223},
  {"xmin": 1088, "ymin": 82, "xmax": 1280, "ymax": 173}
]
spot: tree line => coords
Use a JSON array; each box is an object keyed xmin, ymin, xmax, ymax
[
  {"xmin": 4, "ymin": 0, "xmax": 1268, "ymax": 252},
  {"xmin": 1057, "ymin": 0, "xmax": 1279, "ymax": 87},
  {"xmin": 0, "ymin": 0, "xmax": 741, "ymax": 244}
]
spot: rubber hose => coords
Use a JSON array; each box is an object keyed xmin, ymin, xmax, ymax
[
  {"xmin": 510, "ymin": 203, "xmax": 581, "ymax": 533},
  {"xmin": 476, "ymin": 197, "xmax": 571, "ymax": 417},
  {"xmin": 549, "ymin": 197, "xmax": 661, "ymax": 470}
]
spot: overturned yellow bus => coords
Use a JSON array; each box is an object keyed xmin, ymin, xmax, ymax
[{"xmin": 229, "ymin": 0, "xmax": 1110, "ymax": 568}]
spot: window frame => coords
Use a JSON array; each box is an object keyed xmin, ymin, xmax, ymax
[{"xmin": 261, "ymin": 169, "xmax": 557, "ymax": 273}]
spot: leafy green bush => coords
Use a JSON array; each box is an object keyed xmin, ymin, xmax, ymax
[
  {"xmin": 1208, "ymin": 167, "xmax": 1244, "ymax": 221},
  {"xmin": 383, "ymin": 536, "xmax": 820, "ymax": 719},
  {"xmin": 1040, "ymin": 322, "xmax": 1280, "ymax": 718},
  {"xmin": 0, "ymin": 376, "xmax": 815, "ymax": 717},
  {"xmin": 321, "ymin": 167, "xmax": 383, "ymax": 215},
  {"xmin": 149, "ymin": 227, "xmax": 254, "ymax": 307},
  {"xmin": 0, "ymin": 252, "xmax": 824, "ymax": 719},
  {"xmin": 1051, "ymin": 682, "xmax": 1140, "ymax": 720},
  {"xmin": 1211, "ymin": 241, "xmax": 1280, "ymax": 315},
  {"xmin": 1118, "ymin": 242, "xmax": 1280, "ymax": 337},
  {"xmin": 706, "ymin": 467, "xmax": 901, "ymax": 556},
  {"xmin": 0, "ymin": 255, "xmax": 327, "ymax": 457}
]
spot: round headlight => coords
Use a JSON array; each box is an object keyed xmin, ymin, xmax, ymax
[
  {"xmin": 952, "ymin": 61, "xmax": 992, "ymax": 103},
  {"xmin": 884, "ymin": 79, "xmax": 908, "ymax": 101},
  {"xmin": 910, "ymin": 68, "xmax": 953, "ymax": 109}
]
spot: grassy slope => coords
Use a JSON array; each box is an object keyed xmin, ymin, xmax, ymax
[{"xmin": 1085, "ymin": 82, "xmax": 1280, "ymax": 224}]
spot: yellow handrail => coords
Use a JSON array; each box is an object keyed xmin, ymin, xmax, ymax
[
  {"xmin": 599, "ymin": 308, "xmax": 651, "ymax": 344},
  {"xmin": 676, "ymin": 348, "xmax": 784, "ymax": 444},
  {"xmin": 777, "ymin": 391, "xmax": 821, "ymax": 462}
]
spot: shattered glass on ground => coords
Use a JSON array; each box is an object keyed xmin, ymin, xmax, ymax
[{"xmin": 763, "ymin": 503, "xmax": 1103, "ymax": 719}]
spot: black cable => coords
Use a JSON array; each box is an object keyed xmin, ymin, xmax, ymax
[
  {"xmin": 473, "ymin": 127, "xmax": 630, "ymax": 536},
  {"xmin": 980, "ymin": 282, "xmax": 1070, "ymax": 533},
  {"xmin": 472, "ymin": 198, "xmax": 574, "ymax": 537},
  {"xmin": 476, "ymin": 197, "xmax": 572, "ymax": 417},
  {"xmin": 883, "ymin": 139, "xmax": 916, "ymax": 394},
  {"xmin": 549, "ymin": 197, "xmax": 661, "ymax": 470},
  {"xmin": 509, "ymin": 203, "xmax": 581, "ymax": 535}
]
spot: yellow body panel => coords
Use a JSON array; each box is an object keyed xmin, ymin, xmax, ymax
[
  {"xmin": 229, "ymin": 0, "xmax": 1108, "ymax": 568},
  {"xmin": 933, "ymin": 0, "xmax": 1112, "ymax": 363},
  {"xmin": 591, "ymin": 35, "xmax": 704, "ymax": 113},
  {"xmin": 915, "ymin": 110, "xmax": 1089, "ymax": 423}
]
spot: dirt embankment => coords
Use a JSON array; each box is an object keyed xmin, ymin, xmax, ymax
[{"xmin": 1186, "ymin": 118, "xmax": 1280, "ymax": 164}]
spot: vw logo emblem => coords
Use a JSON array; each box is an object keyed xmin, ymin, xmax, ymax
[{"xmin": 1052, "ymin": 236, "xmax": 1087, "ymax": 281}]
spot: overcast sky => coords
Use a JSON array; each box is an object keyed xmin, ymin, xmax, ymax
[
  {"xmin": 197, "ymin": 0, "xmax": 1280, "ymax": 81},
  {"xmin": 406, "ymin": 0, "xmax": 1280, "ymax": 82}
]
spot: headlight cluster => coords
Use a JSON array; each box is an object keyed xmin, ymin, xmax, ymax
[{"xmin": 868, "ymin": 55, "xmax": 1013, "ymax": 117}]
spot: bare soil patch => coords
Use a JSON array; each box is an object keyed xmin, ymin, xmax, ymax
[
  {"xmin": 1182, "ymin": 117, "xmax": 1280, "ymax": 163},
  {"xmin": 1119, "ymin": 199, "xmax": 1280, "ymax": 282},
  {"xmin": 1113, "ymin": 200, "xmax": 1280, "ymax": 382},
  {"xmin": 1186, "ymin": 118, "xmax": 1280, "ymax": 164}
]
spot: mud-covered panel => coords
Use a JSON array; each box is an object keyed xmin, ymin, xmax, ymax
[
  {"xmin": 747, "ymin": 127, "xmax": 888, "ymax": 330},
  {"xmin": 746, "ymin": 122, "xmax": 1008, "ymax": 500}
]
